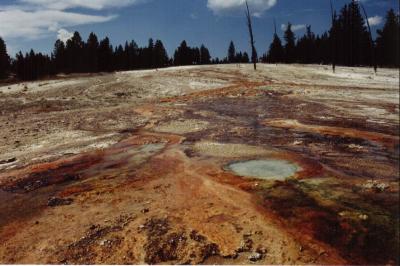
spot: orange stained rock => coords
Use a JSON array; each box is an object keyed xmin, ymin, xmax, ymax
[{"xmin": 263, "ymin": 119, "xmax": 399, "ymax": 149}]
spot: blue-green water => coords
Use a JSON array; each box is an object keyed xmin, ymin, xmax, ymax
[{"xmin": 226, "ymin": 159, "xmax": 299, "ymax": 180}]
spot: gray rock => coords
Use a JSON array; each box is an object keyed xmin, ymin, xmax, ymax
[
  {"xmin": 47, "ymin": 197, "xmax": 73, "ymax": 207},
  {"xmin": 248, "ymin": 252, "xmax": 263, "ymax": 262}
]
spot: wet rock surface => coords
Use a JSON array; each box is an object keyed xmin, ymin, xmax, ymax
[{"xmin": 0, "ymin": 65, "xmax": 398, "ymax": 265}]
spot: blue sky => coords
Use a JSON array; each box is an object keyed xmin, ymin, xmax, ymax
[{"xmin": 0, "ymin": 0, "xmax": 397, "ymax": 59}]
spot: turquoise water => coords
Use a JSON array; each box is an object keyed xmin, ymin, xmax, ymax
[{"xmin": 226, "ymin": 159, "xmax": 299, "ymax": 180}]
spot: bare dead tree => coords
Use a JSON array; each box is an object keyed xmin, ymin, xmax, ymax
[
  {"xmin": 330, "ymin": 0, "xmax": 336, "ymax": 73},
  {"xmin": 273, "ymin": 18, "xmax": 278, "ymax": 66},
  {"xmin": 360, "ymin": 1, "xmax": 378, "ymax": 74},
  {"xmin": 245, "ymin": 1, "xmax": 257, "ymax": 70}
]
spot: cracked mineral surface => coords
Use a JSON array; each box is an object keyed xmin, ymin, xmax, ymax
[{"xmin": 0, "ymin": 64, "xmax": 399, "ymax": 265}]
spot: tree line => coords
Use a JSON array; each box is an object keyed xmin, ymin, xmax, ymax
[
  {"xmin": 0, "ymin": 1, "xmax": 398, "ymax": 81},
  {"xmin": 0, "ymin": 32, "xmax": 212, "ymax": 81},
  {"xmin": 51, "ymin": 32, "xmax": 171, "ymax": 74},
  {"xmin": 264, "ymin": 5, "xmax": 399, "ymax": 68},
  {"xmin": 174, "ymin": 41, "xmax": 211, "ymax": 65}
]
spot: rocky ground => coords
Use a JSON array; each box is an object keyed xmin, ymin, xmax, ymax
[{"xmin": 0, "ymin": 64, "xmax": 399, "ymax": 265}]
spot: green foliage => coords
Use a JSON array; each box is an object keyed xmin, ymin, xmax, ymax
[
  {"xmin": 376, "ymin": 9, "xmax": 400, "ymax": 67},
  {"xmin": 228, "ymin": 41, "xmax": 236, "ymax": 63},
  {"xmin": 200, "ymin": 45, "xmax": 211, "ymax": 65},
  {"xmin": 174, "ymin": 41, "xmax": 211, "ymax": 66},
  {"xmin": 267, "ymin": 33, "xmax": 284, "ymax": 63},
  {"xmin": 283, "ymin": 23, "xmax": 296, "ymax": 63},
  {"xmin": 15, "ymin": 50, "xmax": 52, "ymax": 80},
  {"xmin": 333, "ymin": 1, "xmax": 372, "ymax": 66},
  {"xmin": 266, "ymin": 1, "xmax": 397, "ymax": 68},
  {"xmin": 0, "ymin": 37, "xmax": 10, "ymax": 79}
]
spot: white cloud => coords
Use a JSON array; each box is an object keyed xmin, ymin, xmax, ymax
[
  {"xmin": 367, "ymin": 15, "xmax": 383, "ymax": 26},
  {"xmin": 57, "ymin": 28, "xmax": 73, "ymax": 42},
  {"xmin": 207, "ymin": 0, "xmax": 277, "ymax": 16},
  {"xmin": 281, "ymin": 24, "xmax": 306, "ymax": 32},
  {"xmin": 3, "ymin": 41, "xmax": 17, "ymax": 56},
  {"xmin": 0, "ymin": 8, "xmax": 115, "ymax": 40},
  {"xmin": 19, "ymin": 0, "xmax": 145, "ymax": 11},
  {"xmin": 0, "ymin": 0, "xmax": 145, "ymax": 41}
]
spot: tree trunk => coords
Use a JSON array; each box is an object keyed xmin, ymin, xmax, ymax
[
  {"xmin": 246, "ymin": 1, "xmax": 257, "ymax": 70},
  {"xmin": 360, "ymin": 1, "xmax": 377, "ymax": 74},
  {"xmin": 330, "ymin": 0, "xmax": 336, "ymax": 73}
]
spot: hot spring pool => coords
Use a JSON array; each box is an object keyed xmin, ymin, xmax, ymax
[{"xmin": 226, "ymin": 159, "xmax": 299, "ymax": 180}]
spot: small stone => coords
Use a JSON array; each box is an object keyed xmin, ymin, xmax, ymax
[
  {"xmin": 237, "ymin": 238, "xmax": 253, "ymax": 252},
  {"xmin": 248, "ymin": 252, "xmax": 263, "ymax": 262},
  {"xmin": 256, "ymin": 246, "xmax": 267, "ymax": 254},
  {"xmin": 141, "ymin": 208, "xmax": 149, "ymax": 214},
  {"xmin": 47, "ymin": 197, "xmax": 73, "ymax": 207},
  {"xmin": 293, "ymin": 140, "xmax": 303, "ymax": 145},
  {"xmin": 0, "ymin": 157, "xmax": 16, "ymax": 164}
]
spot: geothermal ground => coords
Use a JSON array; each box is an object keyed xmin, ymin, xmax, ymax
[{"xmin": 0, "ymin": 64, "xmax": 399, "ymax": 265}]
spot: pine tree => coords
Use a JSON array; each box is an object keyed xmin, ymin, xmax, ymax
[
  {"xmin": 28, "ymin": 50, "xmax": 36, "ymax": 80},
  {"xmin": 212, "ymin": 57, "xmax": 221, "ymax": 64},
  {"xmin": 267, "ymin": 33, "xmax": 284, "ymax": 63},
  {"xmin": 153, "ymin": 40, "xmax": 169, "ymax": 68},
  {"xmin": 65, "ymin": 31, "xmax": 84, "ymax": 73},
  {"xmin": 146, "ymin": 38, "xmax": 154, "ymax": 68},
  {"xmin": 14, "ymin": 50, "xmax": 52, "ymax": 80},
  {"xmin": 68, "ymin": 31, "xmax": 85, "ymax": 72},
  {"xmin": 174, "ymin": 41, "xmax": 191, "ymax": 66},
  {"xmin": 376, "ymin": 9, "xmax": 400, "ymax": 67},
  {"xmin": 131, "ymin": 41, "xmax": 140, "ymax": 69},
  {"xmin": 236, "ymin": 52, "xmax": 243, "ymax": 63},
  {"xmin": 228, "ymin": 41, "xmax": 236, "ymax": 63},
  {"xmin": 242, "ymin": 52, "xmax": 250, "ymax": 63},
  {"xmin": 296, "ymin": 26, "xmax": 316, "ymax": 64},
  {"xmin": 52, "ymin": 40, "xmax": 66, "ymax": 73},
  {"xmin": 349, "ymin": 0, "xmax": 372, "ymax": 66},
  {"xmin": 86, "ymin": 32, "xmax": 99, "ymax": 72},
  {"xmin": 114, "ymin": 45, "xmax": 125, "ymax": 71},
  {"xmin": 0, "ymin": 37, "xmax": 10, "ymax": 79},
  {"xmin": 316, "ymin": 32, "xmax": 331, "ymax": 64},
  {"xmin": 200, "ymin": 45, "xmax": 211, "ymax": 65},
  {"xmin": 98, "ymin": 37, "xmax": 113, "ymax": 72},
  {"xmin": 334, "ymin": 1, "xmax": 372, "ymax": 66},
  {"xmin": 192, "ymin": 47, "xmax": 201, "ymax": 65},
  {"xmin": 283, "ymin": 23, "xmax": 296, "ymax": 63},
  {"xmin": 15, "ymin": 52, "xmax": 25, "ymax": 80}
]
